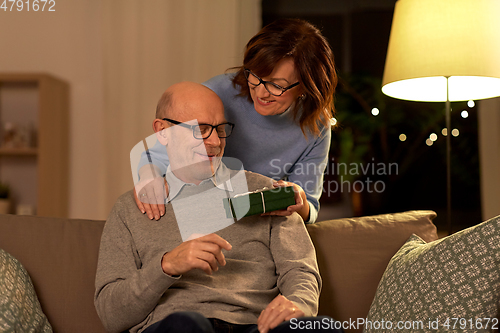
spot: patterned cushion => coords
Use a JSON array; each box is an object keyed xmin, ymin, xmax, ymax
[
  {"xmin": 365, "ymin": 216, "xmax": 500, "ymax": 333},
  {"xmin": 0, "ymin": 248, "xmax": 52, "ymax": 333}
]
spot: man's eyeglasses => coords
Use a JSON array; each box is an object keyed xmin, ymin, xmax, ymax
[
  {"xmin": 244, "ymin": 68, "xmax": 300, "ymax": 97},
  {"xmin": 162, "ymin": 118, "xmax": 235, "ymax": 140}
]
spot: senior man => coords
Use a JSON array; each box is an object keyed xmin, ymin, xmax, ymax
[{"xmin": 95, "ymin": 82, "xmax": 340, "ymax": 333}]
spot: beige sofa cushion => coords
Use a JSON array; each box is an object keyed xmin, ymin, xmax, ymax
[
  {"xmin": 306, "ymin": 210, "xmax": 438, "ymax": 332},
  {"xmin": 0, "ymin": 214, "xmax": 106, "ymax": 333}
]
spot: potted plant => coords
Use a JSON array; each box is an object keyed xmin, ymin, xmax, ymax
[
  {"xmin": 0, "ymin": 182, "xmax": 11, "ymax": 214},
  {"xmin": 332, "ymin": 73, "xmax": 480, "ymax": 221}
]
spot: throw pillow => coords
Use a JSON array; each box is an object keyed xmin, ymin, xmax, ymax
[
  {"xmin": 0, "ymin": 248, "xmax": 53, "ymax": 333},
  {"xmin": 364, "ymin": 216, "xmax": 500, "ymax": 333}
]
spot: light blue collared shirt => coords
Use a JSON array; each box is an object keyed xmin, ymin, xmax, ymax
[
  {"xmin": 164, "ymin": 159, "xmax": 248, "ymax": 242},
  {"xmin": 165, "ymin": 161, "xmax": 234, "ymax": 202}
]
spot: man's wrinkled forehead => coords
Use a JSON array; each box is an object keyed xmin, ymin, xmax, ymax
[{"xmin": 169, "ymin": 93, "xmax": 225, "ymax": 124}]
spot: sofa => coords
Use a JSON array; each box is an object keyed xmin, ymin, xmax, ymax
[{"xmin": 0, "ymin": 210, "xmax": 441, "ymax": 332}]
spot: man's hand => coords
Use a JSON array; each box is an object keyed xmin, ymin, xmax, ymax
[
  {"xmin": 257, "ymin": 295, "xmax": 304, "ymax": 333},
  {"xmin": 261, "ymin": 181, "xmax": 310, "ymax": 222},
  {"xmin": 134, "ymin": 177, "xmax": 168, "ymax": 220},
  {"xmin": 161, "ymin": 234, "xmax": 232, "ymax": 276}
]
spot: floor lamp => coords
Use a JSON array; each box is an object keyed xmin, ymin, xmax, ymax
[{"xmin": 381, "ymin": 0, "xmax": 500, "ymax": 235}]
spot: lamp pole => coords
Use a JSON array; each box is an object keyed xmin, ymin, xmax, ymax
[{"xmin": 445, "ymin": 77, "xmax": 452, "ymax": 235}]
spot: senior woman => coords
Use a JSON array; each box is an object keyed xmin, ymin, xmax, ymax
[{"xmin": 135, "ymin": 18, "xmax": 337, "ymax": 224}]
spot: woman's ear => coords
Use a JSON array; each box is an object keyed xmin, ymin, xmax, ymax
[{"xmin": 153, "ymin": 119, "xmax": 168, "ymax": 146}]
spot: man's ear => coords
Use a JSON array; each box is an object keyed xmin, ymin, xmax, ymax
[{"xmin": 153, "ymin": 119, "xmax": 168, "ymax": 146}]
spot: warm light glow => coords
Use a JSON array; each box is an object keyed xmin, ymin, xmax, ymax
[
  {"xmin": 382, "ymin": 0, "xmax": 500, "ymax": 102},
  {"xmin": 461, "ymin": 110, "xmax": 469, "ymax": 118},
  {"xmin": 442, "ymin": 128, "xmax": 448, "ymax": 136},
  {"xmin": 382, "ymin": 77, "xmax": 446, "ymax": 102},
  {"xmin": 399, "ymin": 134, "xmax": 407, "ymax": 141},
  {"xmin": 371, "ymin": 108, "xmax": 380, "ymax": 116},
  {"xmin": 467, "ymin": 100, "xmax": 475, "ymax": 108},
  {"xmin": 429, "ymin": 133, "xmax": 438, "ymax": 141},
  {"xmin": 426, "ymin": 139, "xmax": 433, "ymax": 146},
  {"xmin": 382, "ymin": 76, "xmax": 500, "ymax": 102},
  {"xmin": 452, "ymin": 129, "xmax": 460, "ymax": 137}
]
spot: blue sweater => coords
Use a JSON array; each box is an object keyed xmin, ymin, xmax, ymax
[{"xmin": 138, "ymin": 74, "xmax": 331, "ymax": 223}]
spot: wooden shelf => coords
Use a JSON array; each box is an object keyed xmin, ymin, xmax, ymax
[
  {"xmin": 0, "ymin": 73, "xmax": 68, "ymax": 217},
  {"xmin": 0, "ymin": 147, "xmax": 38, "ymax": 156}
]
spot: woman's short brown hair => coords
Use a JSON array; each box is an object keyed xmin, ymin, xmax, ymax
[{"xmin": 232, "ymin": 18, "xmax": 337, "ymax": 136}]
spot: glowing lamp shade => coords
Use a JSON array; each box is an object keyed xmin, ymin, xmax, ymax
[{"xmin": 382, "ymin": 0, "xmax": 500, "ymax": 102}]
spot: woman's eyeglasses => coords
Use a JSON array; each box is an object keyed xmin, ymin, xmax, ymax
[{"xmin": 244, "ymin": 68, "xmax": 300, "ymax": 97}]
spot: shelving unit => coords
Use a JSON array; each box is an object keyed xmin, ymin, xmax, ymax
[
  {"xmin": 0, "ymin": 147, "xmax": 38, "ymax": 156},
  {"xmin": 0, "ymin": 73, "xmax": 68, "ymax": 218}
]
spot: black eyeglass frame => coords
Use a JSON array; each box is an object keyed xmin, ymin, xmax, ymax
[
  {"xmin": 162, "ymin": 118, "xmax": 235, "ymax": 140},
  {"xmin": 243, "ymin": 68, "xmax": 300, "ymax": 97}
]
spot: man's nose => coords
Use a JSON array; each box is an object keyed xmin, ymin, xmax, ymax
[{"xmin": 204, "ymin": 129, "xmax": 221, "ymax": 147}]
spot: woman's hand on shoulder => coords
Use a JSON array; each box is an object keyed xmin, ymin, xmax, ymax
[
  {"xmin": 261, "ymin": 180, "xmax": 310, "ymax": 222},
  {"xmin": 134, "ymin": 177, "xmax": 169, "ymax": 220}
]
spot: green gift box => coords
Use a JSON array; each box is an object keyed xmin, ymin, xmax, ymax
[{"xmin": 223, "ymin": 186, "xmax": 295, "ymax": 219}]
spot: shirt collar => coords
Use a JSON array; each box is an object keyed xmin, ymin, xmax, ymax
[{"xmin": 165, "ymin": 161, "xmax": 234, "ymax": 202}]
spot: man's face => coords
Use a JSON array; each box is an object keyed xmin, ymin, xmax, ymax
[{"xmin": 162, "ymin": 86, "xmax": 226, "ymax": 185}]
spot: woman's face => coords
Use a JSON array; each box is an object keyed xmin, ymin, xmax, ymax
[{"xmin": 248, "ymin": 58, "xmax": 302, "ymax": 116}]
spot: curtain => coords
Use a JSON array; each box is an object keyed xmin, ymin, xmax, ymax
[{"xmin": 101, "ymin": 0, "xmax": 261, "ymax": 213}]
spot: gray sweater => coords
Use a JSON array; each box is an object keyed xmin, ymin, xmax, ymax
[{"xmin": 94, "ymin": 171, "xmax": 321, "ymax": 333}]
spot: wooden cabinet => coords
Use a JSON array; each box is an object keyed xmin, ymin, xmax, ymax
[{"xmin": 0, "ymin": 74, "xmax": 68, "ymax": 217}]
